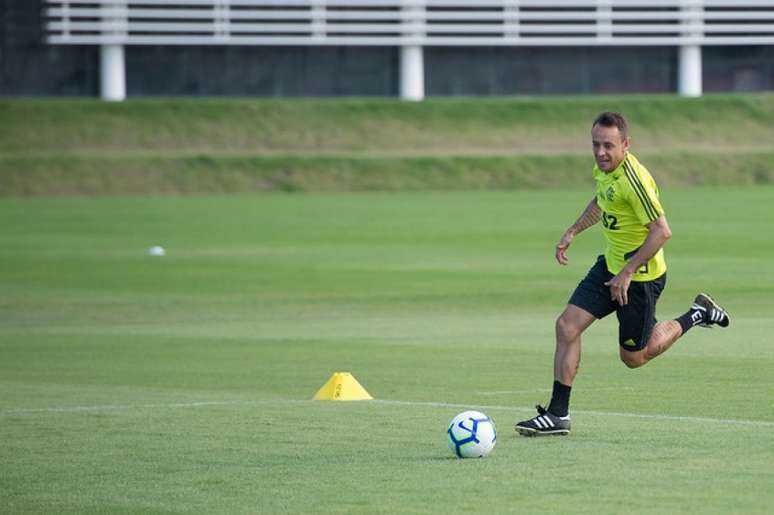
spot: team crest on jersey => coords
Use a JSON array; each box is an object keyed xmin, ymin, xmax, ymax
[{"xmin": 605, "ymin": 186, "xmax": 615, "ymax": 202}]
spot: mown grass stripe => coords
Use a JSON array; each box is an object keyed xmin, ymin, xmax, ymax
[{"xmin": 5, "ymin": 398, "xmax": 774, "ymax": 429}]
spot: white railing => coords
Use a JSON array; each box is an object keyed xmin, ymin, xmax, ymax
[
  {"xmin": 42, "ymin": 1, "xmax": 774, "ymax": 100},
  {"xmin": 45, "ymin": 0, "xmax": 774, "ymax": 46}
]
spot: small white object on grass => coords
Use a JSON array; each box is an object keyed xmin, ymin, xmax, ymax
[{"xmin": 148, "ymin": 246, "xmax": 166, "ymax": 257}]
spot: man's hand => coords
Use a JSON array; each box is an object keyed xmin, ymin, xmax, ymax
[
  {"xmin": 604, "ymin": 215, "xmax": 671, "ymax": 305},
  {"xmin": 555, "ymin": 197, "xmax": 600, "ymax": 266},
  {"xmin": 555, "ymin": 230, "xmax": 575, "ymax": 265},
  {"xmin": 604, "ymin": 269, "xmax": 633, "ymax": 305}
]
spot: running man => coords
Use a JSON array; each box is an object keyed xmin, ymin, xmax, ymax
[{"xmin": 515, "ymin": 112, "xmax": 730, "ymax": 437}]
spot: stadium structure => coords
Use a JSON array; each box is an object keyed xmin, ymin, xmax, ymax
[{"xmin": 1, "ymin": 0, "xmax": 774, "ymax": 100}]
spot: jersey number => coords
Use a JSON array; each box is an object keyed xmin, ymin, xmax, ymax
[
  {"xmin": 602, "ymin": 211, "xmax": 619, "ymax": 230},
  {"xmin": 624, "ymin": 248, "xmax": 650, "ymax": 275}
]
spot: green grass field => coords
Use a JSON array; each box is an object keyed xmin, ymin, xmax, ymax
[{"xmin": 1, "ymin": 188, "xmax": 772, "ymax": 513}]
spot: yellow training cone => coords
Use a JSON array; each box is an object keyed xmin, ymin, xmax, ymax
[{"xmin": 313, "ymin": 372, "xmax": 373, "ymax": 401}]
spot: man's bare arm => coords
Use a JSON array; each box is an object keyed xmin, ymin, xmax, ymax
[
  {"xmin": 555, "ymin": 197, "xmax": 601, "ymax": 265},
  {"xmin": 604, "ymin": 215, "xmax": 672, "ymax": 305}
]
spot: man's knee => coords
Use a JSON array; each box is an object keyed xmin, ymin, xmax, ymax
[
  {"xmin": 555, "ymin": 305, "xmax": 596, "ymax": 346},
  {"xmin": 620, "ymin": 349, "xmax": 646, "ymax": 369},
  {"xmin": 555, "ymin": 312, "xmax": 583, "ymax": 344}
]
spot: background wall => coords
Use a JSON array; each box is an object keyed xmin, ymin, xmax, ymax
[
  {"xmin": 126, "ymin": 46, "xmax": 398, "ymax": 97},
  {"xmin": 425, "ymin": 47, "xmax": 676, "ymax": 95},
  {"xmin": 1, "ymin": 0, "xmax": 98, "ymax": 96},
  {"xmin": 704, "ymin": 46, "xmax": 774, "ymax": 93}
]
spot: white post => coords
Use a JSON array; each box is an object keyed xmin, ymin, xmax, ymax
[
  {"xmin": 400, "ymin": 1, "xmax": 424, "ymax": 101},
  {"xmin": 678, "ymin": 45, "xmax": 702, "ymax": 97},
  {"xmin": 214, "ymin": 0, "xmax": 230, "ymax": 41},
  {"xmin": 100, "ymin": 44, "xmax": 126, "ymax": 102},
  {"xmin": 504, "ymin": 0, "xmax": 520, "ymax": 41},
  {"xmin": 400, "ymin": 45, "xmax": 424, "ymax": 101},
  {"xmin": 597, "ymin": 0, "xmax": 612, "ymax": 41},
  {"xmin": 678, "ymin": 1, "xmax": 702, "ymax": 97},
  {"xmin": 311, "ymin": 0, "xmax": 326, "ymax": 42},
  {"xmin": 99, "ymin": 0, "xmax": 127, "ymax": 101}
]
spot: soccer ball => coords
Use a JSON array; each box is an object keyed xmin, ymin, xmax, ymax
[{"xmin": 447, "ymin": 410, "xmax": 496, "ymax": 458}]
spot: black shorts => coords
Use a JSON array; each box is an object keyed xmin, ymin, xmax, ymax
[{"xmin": 568, "ymin": 255, "xmax": 666, "ymax": 351}]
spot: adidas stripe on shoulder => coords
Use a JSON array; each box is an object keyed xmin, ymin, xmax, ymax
[{"xmin": 623, "ymin": 158, "xmax": 660, "ymax": 222}]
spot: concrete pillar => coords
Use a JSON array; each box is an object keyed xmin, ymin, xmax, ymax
[
  {"xmin": 678, "ymin": 45, "xmax": 702, "ymax": 98},
  {"xmin": 100, "ymin": 44, "xmax": 126, "ymax": 101},
  {"xmin": 400, "ymin": 45, "xmax": 424, "ymax": 101},
  {"xmin": 679, "ymin": 1, "xmax": 702, "ymax": 97}
]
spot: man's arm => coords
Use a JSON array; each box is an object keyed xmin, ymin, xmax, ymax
[
  {"xmin": 555, "ymin": 197, "xmax": 601, "ymax": 265},
  {"xmin": 604, "ymin": 214, "xmax": 672, "ymax": 305}
]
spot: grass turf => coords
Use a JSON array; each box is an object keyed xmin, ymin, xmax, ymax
[
  {"xmin": 3, "ymin": 94, "xmax": 774, "ymax": 195},
  {"xmin": 3, "ymin": 151, "xmax": 774, "ymax": 196},
  {"xmin": 1, "ymin": 188, "xmax": 772, "ymax": 513},
  {"xmin": 3, "ymin": 95, "xmax": 774, "ymax": 155}
]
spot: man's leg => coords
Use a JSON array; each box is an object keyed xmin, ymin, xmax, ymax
[
  {"xmin": 620, "ymin": 293, "xmax": 730, "ymax": 369},
  {"xmin": 516, "ymin": 255, "xmax": 615, "ymax": 437},
  {"xmin": 619, "ymin": 319, "xmax": 683, "ymax": 368},
  {"xmin": 549, "ymin": 304, "xmax": 597, "ymax": 413},
  {"xmin": 515, "ymin": 304, "xmax": 597, "ymax": 437}
]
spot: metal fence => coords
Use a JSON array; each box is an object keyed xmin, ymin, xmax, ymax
[
  {"xmin": 42, "ymin": 1, "xmax": 774, "ymax": 100},
  {"xmin": 45, "ymin": 0, "xmax": 774, "ymax": 46}
]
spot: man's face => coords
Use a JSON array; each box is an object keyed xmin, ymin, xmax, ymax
[{"xmin": 591, "ymin": 124, "xmax": 629, "ymax": 172}]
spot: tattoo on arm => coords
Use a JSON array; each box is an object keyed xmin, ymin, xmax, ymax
[{"xmin": 570, "ymin": 199, "xmax": 601, "ymax": 235}]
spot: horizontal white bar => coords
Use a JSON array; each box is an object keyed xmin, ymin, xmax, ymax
[
  {"xmin": 44, "ymin": 0, "xmax": 412, "ymax": 6},
  {"xmin": 702, "ymin": 24, "xmax": 774, "ymax": 32},
  {"xmin": 43, "ymin": 4, "xmax": 774, "ymax": 20},
  {"xmin": 48, "ymin": 19, "xmax": 774, "ymax": 35},
  {"xmin": 46, "ymin": 33, "xmax": 774, "ymax": 46},
  {"xmin": 47, "ymin": 21, "xmax": 408, "ymax": 32},
  {"xmin": 423, "ymin": 24, "xmax": 678, "ymax": 34},
  {"xmin": 45, "ymin": 0, "xmax": 773, "ymax": 7},
  {"xmin": 44, "ymin": 10, "xmax": 774, "ymax": 26},
  {"xmin": 45, "ymin": 8, "xmax": 408, "ymax": 21},
  {"xmin": 44, "ymin": 8, "xmax": 715, "ymax": 23},
  {"xmin": 424, "ymin": 0, "xmax": 702, "ymax": 5},
  {"xmin": 43, "ymin": 9, "xmax": 685, "ymax": 23}
]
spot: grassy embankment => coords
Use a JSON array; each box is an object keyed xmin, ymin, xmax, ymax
[{"xmin": 1, "ymin": 94, "xmax": 774, "ymax": 195}]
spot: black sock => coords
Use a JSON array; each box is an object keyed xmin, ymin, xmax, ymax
[
  {"xmin": 676, "ymin": 307, "xmax": 704, "ymax": 334},
  {"xmin": 547, "ymin": 380, "xmax": 572, "ymax": 417}
]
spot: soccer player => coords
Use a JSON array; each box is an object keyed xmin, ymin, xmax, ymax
[{"xmin": 515, "ymin": 112, "xmax": 730, "ymax": 437}]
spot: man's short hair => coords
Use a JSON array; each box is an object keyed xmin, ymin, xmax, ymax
[{"xmin": 592, "ymin": 111, "xmax": 628, "ymax": 139}]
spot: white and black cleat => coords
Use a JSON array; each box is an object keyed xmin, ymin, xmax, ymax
[
  {"xmin": 691, "ymin": 293, "xmax": 730, "ymax": 328},
  {"xmin": 515, "ymin": 405, "xmax": 571, "ymax": 437}
]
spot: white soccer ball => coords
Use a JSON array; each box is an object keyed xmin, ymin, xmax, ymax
[
  {"xmin": 447, "ymin": 410, "xmax": 497, "ymax": 458},
  {"xmin": 148, "ymin": 245, "xmax": 166, "ymax": 257}
]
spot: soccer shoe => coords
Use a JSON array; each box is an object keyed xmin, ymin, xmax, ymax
[
  {"xmin": 514, "ymin": 405, "xmax": 571, "ymax": 437},
  {"xmin": 692, "ymin": 293, "xmax": 730, "ymax": 328}
]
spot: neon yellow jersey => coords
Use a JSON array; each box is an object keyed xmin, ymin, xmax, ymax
[{"xmin": 593, "ymin": 153, "xmax": 666, "ymax": 282}]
